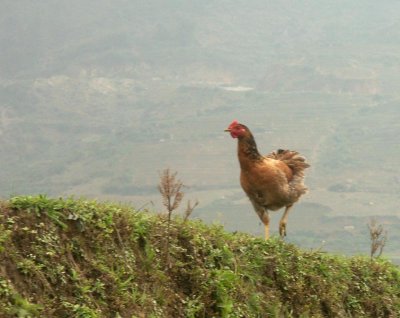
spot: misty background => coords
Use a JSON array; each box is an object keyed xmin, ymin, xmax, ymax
[{"xmin": 1, "ymin": 1, "xmax": 399, "ymax": 260}]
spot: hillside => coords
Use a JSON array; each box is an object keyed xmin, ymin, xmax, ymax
[{"xmin": 0, "ymin": 195, "xmax": 399, "ymax": 317}]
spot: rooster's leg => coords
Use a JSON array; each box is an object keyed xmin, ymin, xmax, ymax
[
  {"xmin": 261, "ymin": 211, "xmax": 270, "ymax": 240},
  {"xmin": 279, "ymin": 204, "xmax": 293, "ymax": 237},
  {"xmin": 250, "ymin": 200, "xmax": 270, "ymax": 240}
]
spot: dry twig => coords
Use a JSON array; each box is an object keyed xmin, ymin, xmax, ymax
[
  {"xmin": 158, "ymin": 168, "xmax": 199, "ymax": 267},
  {"xmin": 184, "ymin": 199, "xmax": 199, "ymax": 222},
  {"xmin": 158, "ymin": 168, "xmax": 184, "ymax": 267},
  {"xmin": 368, "ymin": 218, "xmax": 387, "ymax": 259},
  {"xmin": 158, "ymin": 168, "xmax": 184, "ymax": 222}
]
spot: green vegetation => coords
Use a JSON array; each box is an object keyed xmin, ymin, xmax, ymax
[{"xmin": 0, "ymin": 195, "xmax": 399, "ymax": 317}]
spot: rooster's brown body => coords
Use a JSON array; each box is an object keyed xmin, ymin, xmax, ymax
[{"xmin": 226, "ymin": 120, "xmax": 310, "ymax": 239}]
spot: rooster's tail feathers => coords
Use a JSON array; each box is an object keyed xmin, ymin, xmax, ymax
[{"xmin": 266, "ymin": 149, "xmax": 310, "ymax": 176}]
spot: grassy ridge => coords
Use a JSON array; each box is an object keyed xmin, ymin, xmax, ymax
[{"xmin": 0, "ymin": 195, "xmax": 399, "ymax": 317}]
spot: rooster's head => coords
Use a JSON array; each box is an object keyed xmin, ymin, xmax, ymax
[{"xmin": 225, "ymin": 120, "xmax": 249, "ymax": 138}]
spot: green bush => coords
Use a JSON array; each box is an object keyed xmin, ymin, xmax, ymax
[{"xmin": 0, "ymin": 195, "xmax": 399, "ymax": 317}]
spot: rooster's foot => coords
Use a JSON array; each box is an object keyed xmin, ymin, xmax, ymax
[{"xmin": 279, "ymin": 222, "xmax": 287, "ymax": 238}]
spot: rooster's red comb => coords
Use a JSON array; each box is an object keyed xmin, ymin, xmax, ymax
[{"xmin": 228, "ymin": 120, "xmax": 239, "ymax": 129}]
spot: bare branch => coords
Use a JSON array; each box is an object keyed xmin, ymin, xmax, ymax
[
  {"xmin": 157, "ymin": 168, "xmax": 185, "ymax": 268},
  {"xmin": 368, "ymin": 218, "xmax": 387, "ymax": 259},
  {"xmin": 184, "ymin": 199, "xmax": 199, "ymax": 222},
  {"xmin": 158, "ymin": 168, "xmax": 184, "ymax": 216}
]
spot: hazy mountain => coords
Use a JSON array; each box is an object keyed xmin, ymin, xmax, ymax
[{"xmin": 1, "ymin": 0, "xmax": 399, "ymax": 258}]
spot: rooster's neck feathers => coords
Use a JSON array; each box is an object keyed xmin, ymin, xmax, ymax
[{"xmin": 237, "ymin": 133, "xmax": 263, "ymax": 163}]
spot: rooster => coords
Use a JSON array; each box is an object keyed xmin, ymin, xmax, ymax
[{"xmin": 225, "ymin": 120, "xmax": 310, "ymax": 239}]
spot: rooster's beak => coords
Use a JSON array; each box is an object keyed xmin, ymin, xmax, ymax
[{"xmin": 224, "ymin": 129, "xmax": 230, "ymax": 132}]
